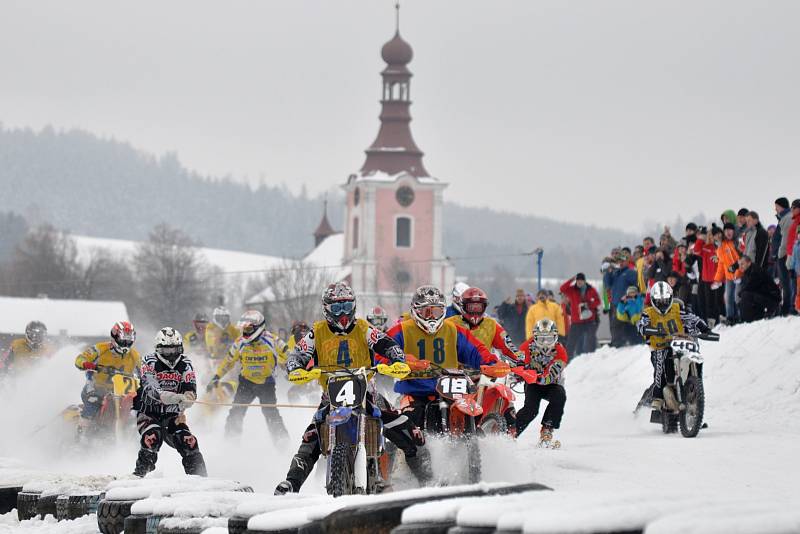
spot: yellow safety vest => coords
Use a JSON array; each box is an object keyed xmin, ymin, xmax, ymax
[
  {"xmin": 644, "ymin": 303, "xmax": 685, "ymax": 350},
  {"xmin": 400, "ymin": 319, "xmax": 459, "ymax": 369}
]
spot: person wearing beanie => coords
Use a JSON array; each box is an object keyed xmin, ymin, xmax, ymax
[
  {"xmin": 560, "ymin": 273, "xmax": 601, "ymax": 357},
  {"xmin": 713, "ymin": 222, "xmax": 743, "ymax": 324}
]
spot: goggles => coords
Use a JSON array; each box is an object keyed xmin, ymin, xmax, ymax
[
  {"xmin": 535, "ymin": 332, "xmax": 558, "ymax": 346},
  {"xmin": 157, "ymin": 345, "xmax": 182, "ymax": 357},
  {"xmin": 416, "ymin": 305, "xmax": 444, "ymax": 321},
  {"xmin": 328, "ymin": 301, "xmax": 355, "ymax": 316},
  {"xmin": 369, "ymin": 316, "xmax": 388, "ymax": 327},
  {"xmin": 115, "ymin": 337, "xmax": 134, "ymax": 348},
  {"xmin": 464, "ymin": 302, "xmax": 486, "ymax": 314}
]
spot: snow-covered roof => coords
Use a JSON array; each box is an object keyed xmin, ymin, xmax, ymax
[
  {"xmin": 0, "ymin": 296, "xmax": 129, "ymax": 337},
  {"xmin": 72, "ymin": 235, "xmax": 287, "ymax": 273},
  {"xmin": 245, "ymin": 233, "xmax": 349, "ymax": 305},
  {"xmin": 346, "ymin": 170, "xmax": 443, "ymax": 186}
]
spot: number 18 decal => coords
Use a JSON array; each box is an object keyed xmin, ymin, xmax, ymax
[{"xmin": 440, "ymin": 377, "xmax": 468, "ymax": 394}]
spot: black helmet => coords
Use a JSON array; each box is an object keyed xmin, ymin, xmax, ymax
[
  {"xmin": 322, "ymin": 283, "xmax": 356, "ymax": 333},
  {"xmin": 25, "ymin": 321, "xmax": 47, "ymax": 349}
]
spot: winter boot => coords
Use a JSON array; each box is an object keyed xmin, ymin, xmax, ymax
[
  {"xmin": 274, "ymin": 480, "xmax": 296, "ymax": 496},
  {"xmin": 538, "ymin": 425, "xmax": 561, "ymax": 449},
  {"xmin": 133, "ymin": 449, "xmax": 158, "ymax": 478}
]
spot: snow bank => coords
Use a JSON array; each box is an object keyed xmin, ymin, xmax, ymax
[
  {"xmin": 129, "ymin": 490, "xmax": 261, "ymax": 516},
  {"xmin": 21, "ymin": 474, "xmax": 114, "ymax": 496},
  {"xmin": 233, "ymin": 494, "xmax": 332, "ymax": 517},
  {"xmin": 0, "ymin": 511, "xmax": 98, "ymax": 533},
  {"xmin": 104, "ymin": 475, "xmax": 249, "ymax": 501},
  {"xmin": 645, "ymin": 501, "xmax": 800, "ymax": 534}
]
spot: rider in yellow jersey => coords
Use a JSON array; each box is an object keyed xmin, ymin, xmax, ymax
[
  {"xmin": 446, "ymin": 287, "xmax": 523, "ymax": 362},
  {"xmin": 637, "ymin": 281, "xmax": 710, "ymax": 410},
  {"xmin": 207, "ymin": 310, "xmax": 289, "ymax": 441},
  {"xmin": 204, "ymin": 307, "xmax": 240, "ymax": 360},
  {"xmin": 274, "ymin": 282, "xmax": 430, "ymax": 495},
  {"xmin": 0, "ymin": 321, "xmax": 55, "ymax": 375},
  {"xmin": 184, "ymin": 312, "xmax": 209, "ymax": 356},
  {"xmin": 74, "ymin": 321, "xmax": 140, "ymax": 425}
]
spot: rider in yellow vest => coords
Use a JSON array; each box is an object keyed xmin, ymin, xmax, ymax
[
  {"xmin": 274, "ymin": 282, "xmax": 428, "ymax": 495},
  {"xmin": 74, "ymin": 321, "xmax": 140, "ymax": 424},
  {"xmin": 0, "ymin": 321, "xmax": 55, "ymax": 375},
  {"xmin": 207, "ymin": 310, "xmax": 289, "ymax": 441},
  {"xmin": 637, "ymin": 281, "xmax": 710, "ymax": 410},
  {"xmin": 387, "ymin": 285, "xmax": 498, "ymax": 429},
  {"xmin": 446, "ymin": 287, "xmax": 523, "ymax": 362},
  {"xmin": 204, "ymin": 307, "xmax": 240, "ymax": 360},
  {"xmin": 184, "ymin": 312, "xmax": 209, "ymax": 356}
]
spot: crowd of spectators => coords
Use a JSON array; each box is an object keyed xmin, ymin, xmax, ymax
[{"xmin": 600, "ymin": 197, "xmax": 800, "ymax": 347}]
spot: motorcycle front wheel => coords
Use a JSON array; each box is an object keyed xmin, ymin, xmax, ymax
[
  {"xmin": 679, "ymin": 375, "xmax": 705, "ymax": 438},
  {"xmin": 465, "ymin": 417, "xmax": 481, "ymax": 484},
  {"xmin": 327, "ymin": 444, "xmax": 354, "ymax": 497}
]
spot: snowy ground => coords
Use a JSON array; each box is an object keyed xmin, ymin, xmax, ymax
[{"xmin": 1, "ymin": 317, "xmax": 799, "ymax": 532}]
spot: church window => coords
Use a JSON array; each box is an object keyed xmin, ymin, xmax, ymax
[
  {"xmin": 396, "ymin": 216, "xmax": 412, "ymax": 248},
  {"xmin": 352, "ymin": 217, "xmax": 359, "ymax": 250}
]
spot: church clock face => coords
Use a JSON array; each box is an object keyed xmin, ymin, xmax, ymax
[
  {"xmin": 396, "ymin": 186, "xmax": 415, "ymax": 207},
  {"xmin": 354, "ymin": 187, "xmax": 361, "ymax": 206}
]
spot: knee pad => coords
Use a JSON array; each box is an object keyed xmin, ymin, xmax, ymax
[
  {"xmin": 140, "ymin": 425, "xmax": 163, "ymax": 451},
  {"xmin": 174, "ymin": 429, "xmax": 199, "ymax": 452}
]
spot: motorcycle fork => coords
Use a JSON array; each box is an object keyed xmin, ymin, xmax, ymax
[{"xmin": 439, "ymin": 400, "xmax": 449, "ymax": 434}]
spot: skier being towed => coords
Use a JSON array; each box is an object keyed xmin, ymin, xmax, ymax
[
  {"xmin": 274, "ymin": 282, "xmax": 431, "ymax": 495},
  {"xmin": 133, "ymin": 327, "xmax": 207, "ymax": 477}
]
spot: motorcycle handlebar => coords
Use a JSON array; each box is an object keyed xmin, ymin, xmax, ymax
[{"xmin": 698, "ymin": 332, "xmax": 720, "ymax": 342}]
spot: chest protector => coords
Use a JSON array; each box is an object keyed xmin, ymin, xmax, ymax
[
  {"xmin": 645, "ymin": 303, "xmax": 684, "ymax": 350},
  {"xmin": 237, "ymin": 339, "xmax": 279, "ymax": 383},
  {"xmin": 400, "ymin": 319, "xmax": 459, "ymax": 369},
  {"xmin": 313, "ymin": 319, "xmax": 373, "ymax": 370}
]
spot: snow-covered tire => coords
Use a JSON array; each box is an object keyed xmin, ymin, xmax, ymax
[
  {"xmin": 227, "ymin": 516, "xmax": 249, "ymax": 534},
  {"xmin": 679, "ymin": 376, "xmax": 705, "ymax": 438},
  {"xmin": 97, "ymin": 499, "xmax": 137, "ymax": 534},
  {"xmin": 327, "ymin": 443, "xmax": 354, "ymax": 497},
  {"xmin": 36, "ymin": 493, "xmax": 59, "ymax": 519},
  {"xmin": 157, "ymin": 525, "xmax": 207, "ymax": 534},
  {"xmin": 390, "ymin": 522, "xmax": 453, "ymax": 534},
  {"xmin": 16, "ymin": 491, "xmax": 41, "ymax": 521},
  {"xmin": 447, "ymin": 527, "xmax": 495, "ymax": 534},
  {"xmin": 56, "ymin": 495, "xmax": 70, "ymax": 520},
  {"xmin": 122, "ymin": 514, "xmax": 149, "ymax": 534},
  {"xmin": 478, "ymin": 413, "xmax": 508, "ymax": 435},
  {"xmin": 0, "ymin": 486, "xmax": 22, "ymax": 515}
]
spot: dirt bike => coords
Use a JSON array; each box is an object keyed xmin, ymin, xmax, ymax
[
  {"xmin": 475, "ymin": 358, "xmax": 537, "ymax": 435},
  {"xmin": 644, "ymin": 330, "xmax": 719, "ymax": 437},
  {"xmin": 62, "ymin": 366, "xmax": 140, "ymax": 444},
  {"xmin": 293, "ymin": 364, "xmax": 409, "ymax": 497},
  {"xmin": 403, "ymin": 361, "xmax": 511, "ymax": 484}
]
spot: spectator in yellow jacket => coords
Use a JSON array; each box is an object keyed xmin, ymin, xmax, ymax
[
  {"xmin": 525, "ymin": 290, "xmax": 566, "ymax": 340},
  {"xmin": 0, "ymin": 321, "xmax": 55, "ymax": 375},
  {"xmin": 205, "ymin": 306, "xmax": 240, "ymax": 360},
  {"xmin": 74, "ymin": 321, "xmax": 140, "ymax": 426}
]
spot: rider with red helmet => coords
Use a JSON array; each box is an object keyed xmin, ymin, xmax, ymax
[
  {"xmin": 448, "ymin": 287, "xmax": 523, "ymax": 362},
  {"xmin": 74, "ymin": 321, "xmax": 140, "ymax": 426},
  {"xmin": 366, "ymin": 306, "xmax": 390, "ymax": 332}
]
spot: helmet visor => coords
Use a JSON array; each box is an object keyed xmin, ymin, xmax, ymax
[
  {"xmin": 535, "ymin": 332, "xmax": 558, "ymax": 347},
  {"xmin": 464, "ymin": 302, "xmax": 486, "ymax": 315},
  {"xmin": 417, "ymin": 305, "xmax": 445, "ymax": 321},
  {"xmin": 157, "ymin": 345, "xmax": 182, "ymax": 357},
  {"xmin": 241, "ymin": 322, "xmax": 258, "ymax": 337},
  {"xmin": 27, "ymin": 329, "xmax": 46, "ymax": 344},
  {"xmin": 329, "ymin": 301, "xmax": 355, "ymax": 316}
]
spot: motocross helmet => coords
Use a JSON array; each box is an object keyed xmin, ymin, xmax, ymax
[
  {"xmin": 322, "ymin": 282, "xmax": 357, "ymax": 333},
  {"xmin": 111, "ymin": 321, "xmax": 136, "ymax": 354},
  {"xmin": 25, "ymin": 320, "xmax": 47, "ymax": 349},
  {"xmin": 290, "ymin": 320, "xmax": 310, "ymax": 343},
  {"xmin": 192, "ymin": 312, "xmax": 209, "ymax": 333},
  {"xmin": 461, "ymin": 287, "xmax": 489, "ymax": 327},
  {"xmin": 532, "ymin": 318, "xmax": 558, "ymax": 353},
  {"xmin": 155, "ymin": 327, "xmax": 183, "ymax": 366},
  {"xmin": 451, "ymin": 282, "xmax": 470, "ymax": 315},
  {"xmin": 212, "ymin": 306, "xmax": 231, "ymax": 328},
  {"xmin": 366, "ymin": 306, "xmax": 389, "ymax": 332},
  {"xmin": 239, "ymin": 310, "xmax": 266, "ymax": 343},
  {"xmin": 650, "ymin": 281, "xmax": 673, "ymax": 315},
  {"xmin": 411, "ymin": 285, "xmax": 447, "ymax": 335}
]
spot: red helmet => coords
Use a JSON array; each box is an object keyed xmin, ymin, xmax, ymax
[
  {"xmin": 366, "ymin": 306, "xmax": 389, "ymax": 331},
  {"xmin": 461, "ymin": 287, "xmax": 489, "ymax": 327},
  {"xmin": 111, "ymin": 321, "xmax": 136, "ymax": 354}
]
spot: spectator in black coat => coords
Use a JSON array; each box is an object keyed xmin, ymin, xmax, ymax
[
  {"xmin": 495, "ymin": 288, "xmax": 529, "ymax": 346},
  {"xmin": 738, "ymin": 255, "xmax": 780, "ymax": 322},
  {"xmin": 743, "ymin": 211, "xmax": 770, "ymax": 269}
]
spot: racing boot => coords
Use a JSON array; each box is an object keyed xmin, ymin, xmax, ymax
[
  {"xmin": 538, "ymin": 424, "xmax": 561, "ymax": 449},
  {"xmin": 405, "ymin": 447, "xmax": 434, "ymax": 486},
  {"xmin": 182, "ymin": 451, "xmax": 208, "ymax": 477},
  {"xmin": 274, "ymin": 480, "xmax": 297, "ymax": 496},
  {"xmin": 662, "ymin": 386, "xmax": 679, "ymax": 412},
  {"xmin": 133, "ymin": 449, "xmax": 158, "ymax": 478}
]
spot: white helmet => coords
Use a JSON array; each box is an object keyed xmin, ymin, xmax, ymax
[
  {"xmin": 212, "ymin": 306, "xmax": 231, "ymax": 328},
  {"xmin": 533, "ymin": 318, "xmax": 558, "ymax": 353},
  {"xmin": 411, "ymin": 285, "xmax": 447, "ymax": 335},
  {"xmin": 451, "ymin": 282, "xmax": 470, "ymax": 314},
  {"xmin": 155, "ymin": 327, "xmax": 183, "ymax": 367},
  {"xmin": 650, "ymin": 281, "xmax": 673, "ymax": 315},
  {"xmin": 239, "ymin": 310, "xmax": 266, "ymax": 343}
]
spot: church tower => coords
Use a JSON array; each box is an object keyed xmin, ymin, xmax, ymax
[{"xmin": 342, "ymin": 7, "xmax": 453, "ymax": 317}]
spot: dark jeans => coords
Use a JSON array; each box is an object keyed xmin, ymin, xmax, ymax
[
  {"xmin": 609, "ymin": 304, "xmax": 625, "ymax": 347},
  {"xmin": 739, "ymin": 291, "xmax": 779, "ymax": 323},
  {"xmin": 225, "ymin": 377, "xmax": 288, "ymax": 441},
  {"xmin": 566, "ymin": 322, "xmax": 598, "ymax": 357},
  {"xmin": 776, "ymin": 260, "xmax": 792, "ymax": 315},
  {"xmin": 515, "ymin": 383, "xmax": 566, "ymax": 436}
]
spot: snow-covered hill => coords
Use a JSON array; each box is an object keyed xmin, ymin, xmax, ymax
[{"xmin": 1, "ymin": 316, "xmax": 799, "ymax": 532}]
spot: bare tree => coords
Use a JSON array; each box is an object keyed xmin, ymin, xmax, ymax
[
  {"xmin": 134, "ymin": 223, "xmax": 210, "ymax": 326},
  {"xmin": 383, "ymin": 256, "xmax": 414, "ymax": 313},
  {"xmin": 245, "ymin": 260, "xmax": 331, "ymax": 330}
]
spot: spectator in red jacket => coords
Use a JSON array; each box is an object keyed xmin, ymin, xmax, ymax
[
  {"xmin": 560, "ymin": 273, "xmax": 601, "ymax": 357},
  {"xmin": 694, "ymin": 226, "xmax": 721, "ymax": 325}
]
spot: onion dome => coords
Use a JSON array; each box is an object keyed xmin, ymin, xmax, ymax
[{"xmin": 381, "ymin": 32, "xmax": 413, "ymax": 65}]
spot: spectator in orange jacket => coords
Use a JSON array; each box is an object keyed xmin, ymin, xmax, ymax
[{"xmin": 714, "ymin": 223, "xmax": 743, "ymax": 323}]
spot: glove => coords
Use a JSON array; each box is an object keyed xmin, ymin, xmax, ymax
[
  {"xmin": 376, "ymin": 362, "xmax": 411, "ymax": 379},
  {"xmin": 710, "ymin": 282, "xmax": 722, "ymax": 290},
  {"xmin": 529, "ymin": 361, "xmax": 544, "ymax": 374},
  {"xmin": 728, "ymin": 262, "xmax": 739, "ymax": 273},
  {"xmin": 81, "ymin": 361, "xmax": 97, "ymax": 371},
  {"xmin": 206, "ymin": 376, "xmax": 220, "ymax": 393},
  {"xmin": 288, "ymin": 368, "xmax": 320, "ymax": 385},
  {"xmin": 159, "ymin": 391, "xmax": 185, "ymax": 405},
  {"xmin": 179, "ymin": 391, "xmax": 196, "ymax": 410}
]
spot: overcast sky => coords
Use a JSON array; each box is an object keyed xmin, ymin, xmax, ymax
[{"xmin": 1, "ymin": 1, "xmax": 798, "ymax": 232}]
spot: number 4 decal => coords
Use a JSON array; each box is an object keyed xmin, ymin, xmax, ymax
[{"xmin": 335, "ymin": 380, "xmax": 356, "ymax": 406}]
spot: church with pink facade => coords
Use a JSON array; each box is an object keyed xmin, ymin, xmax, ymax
[{"xmin": 339, "ymin": 18, "xmax": 454, "ymax": 317}]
